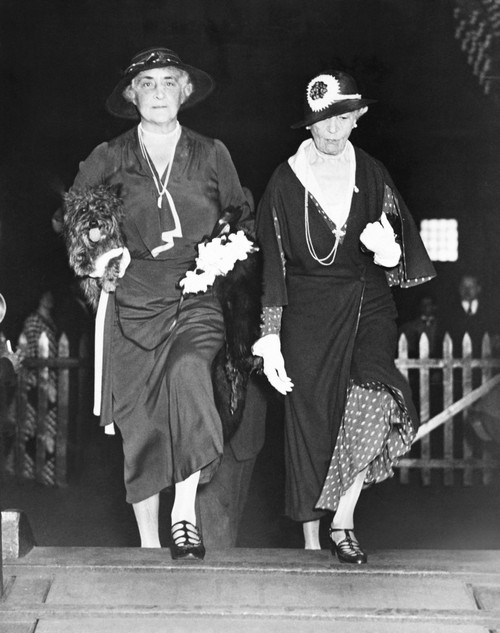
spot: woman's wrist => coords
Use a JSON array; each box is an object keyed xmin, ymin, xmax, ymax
[{"xmin": 260, "ymin": 306, "xmax": 283, "ymax": 336}]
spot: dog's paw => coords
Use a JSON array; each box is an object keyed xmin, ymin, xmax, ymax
[{"xmin": 101, "ymin": 261, "xmax": 121, "ymax": 293}]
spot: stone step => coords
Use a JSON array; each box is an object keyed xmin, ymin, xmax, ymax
[{"xmin": 1, "ymin": 547, "xmax": 499, "ymax": 632}]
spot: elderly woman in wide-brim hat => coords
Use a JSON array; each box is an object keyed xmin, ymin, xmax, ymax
[
  {"xmin": 253, "ymin": 70, "xmax": 436, "ymax": 563},
  {"xmin": 64, "ymin": 47, "xmax": 251, "ymax": 560}
]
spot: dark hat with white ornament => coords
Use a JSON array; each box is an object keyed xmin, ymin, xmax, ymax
[{"xmin": 291, "ymin": 70, "xmax": 377, "ymax": 129}]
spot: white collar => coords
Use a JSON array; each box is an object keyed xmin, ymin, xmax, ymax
[
  {"xmin": 288, "ymin": 138, "xmax": 356, "ymax": 214},
  {"xmin": 309, "ymin": 140, "xmax": 351, "ymax": 165},
  {"xmin": 289, "ymin": 137, "xmax": 354, "ymax": 173},
  {"xmin": 139, "ymin": 121, "xmax": 181, "ymax": 140},
  {"xmin": 462, "ymin": 299, "xmax": 479, "ymax": 315}
]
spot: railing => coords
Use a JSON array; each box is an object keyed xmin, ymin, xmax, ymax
[
  {"xmin": 396, "ymin": 332, "xmax": 500, "ymax": 485},
  {"xmin": 0, "ymin": 332, "xmax": 90, "ymax": 486}
]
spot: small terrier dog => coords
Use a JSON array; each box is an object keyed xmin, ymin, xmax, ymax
[{"xmin": 63, "ymin": 185, "xmax": 126, "ymax": 310}]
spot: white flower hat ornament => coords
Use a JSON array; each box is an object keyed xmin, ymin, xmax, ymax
[{"xmin": 291, "ymin": 70, "xmax": 377, "ymax": 129}]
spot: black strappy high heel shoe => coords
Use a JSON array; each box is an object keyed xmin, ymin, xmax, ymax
[
  {"xmin": 329, "ymin": 528, "xmax": 367, "ymax": 564},
  {"xmin": 170, "ymin": 520, "xmax": 206, "ymax": 560}
]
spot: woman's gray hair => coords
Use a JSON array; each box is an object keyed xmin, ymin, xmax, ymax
[{"xmin": 122, "ymin": 66, "xmax": 193, "ymax": 105}]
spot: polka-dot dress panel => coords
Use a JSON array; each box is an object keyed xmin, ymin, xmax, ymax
[{"xmin": 316, "ymin": 380, "xmax": 415, "ymax": 512}]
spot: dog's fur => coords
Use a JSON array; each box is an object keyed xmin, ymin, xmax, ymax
[
  {"xmin": 207, "ymin": 207, "xmax": 263, "ymax": 442},
  {"xmin": 212, "ymin": 246, "xmax": 263, "ymax": 442},
  {"xmin": 63, "ymin": 185, "xmax": 126, "ymax": 310}
]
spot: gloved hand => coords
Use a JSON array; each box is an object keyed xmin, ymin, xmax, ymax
[
  {"xmin": 89, "ymin": 247, "xmax": 131, "ymax": 279},
  {"xmin": 252, "ymin": 334, "xmax": 294, "ymax": 395},
  {"xmin": 360, "ymin": 213, "xmax": 401, "ymax": 267},
  {"xmin": 0, "ymin": 339, "xmax": 24, "ymax": 374},
  {"xmin": 118, "ymin": 247, "xmax": 131, "ymax": 277}
]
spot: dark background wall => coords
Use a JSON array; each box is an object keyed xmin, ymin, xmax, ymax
[{"xmin": 0, "ymin": 0, "xmax": 499, "ymax": 337}]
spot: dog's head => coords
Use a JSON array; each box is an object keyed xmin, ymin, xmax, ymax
[{"xmin": 63, "ymin": 184, "xmax": 125, "ymax": 249}]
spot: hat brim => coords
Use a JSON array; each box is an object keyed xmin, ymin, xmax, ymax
[
  {"xmin": 105, "ymin": 61, "xmax": 215, "ymax": 119},
  {"xmin": 291, "ymin": 98, "xmax": 377, "ymax": 129}
]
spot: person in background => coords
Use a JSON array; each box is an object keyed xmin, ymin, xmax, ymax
[
  {"xmin": 0, "ymin": 294, "xmax": 25, "ymax": 470},
  {"xmin": 0, "ymin": 335, "xmax": 24, "ymax": 466},
  {"xmin": 399, "ymin": 294, "xmax": 440, "ymax": 358},
  {"xmin": 18, "ymin": 289, "xmax": 58, "ymax": 474},
  {"xmin": 0, "ymin": 338, "xmax": 24, "ymax": 384},
  {"xmin": 253, "ymin": 70, "xmax": 435, "ymax": 563},
  {"xmin": 62, "ymin": 47, "xmax": 251, "ymax": 559},
  {"xmin": 21, "ymin": 290, "xmax": 58, "ymax": 375},
  {"xmin": 439, "ymin": 274, "xmax": 497, "ymax": 357},
  {"xmin": 197, "ymin": 186, "xmax": 269, "ymax": 548}
]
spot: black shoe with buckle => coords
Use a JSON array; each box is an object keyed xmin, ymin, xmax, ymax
[
  {"xmin": 170, "ymin": 520, "xmax": 205, "ymax": 560},
  {"xmin": 329, "ymin": 528, "xmax": 367, "ymax": 564}
]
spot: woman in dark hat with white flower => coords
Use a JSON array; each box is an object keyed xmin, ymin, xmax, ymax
[
  {"xmin": 65, "ymin": 47, "xmax": 251, "ymax": 559},
  {"xmin": 253, "ymin": 70, "xmax": 436, "ymax": 562}
]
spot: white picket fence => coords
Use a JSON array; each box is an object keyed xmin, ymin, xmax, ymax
[
  {"xmin": 2, "ymin": 329, "xmax": 500, "ymax": 487},
  {"xmin": 396, "ymin": 332, "xmax": 500, "ymax": 485}
]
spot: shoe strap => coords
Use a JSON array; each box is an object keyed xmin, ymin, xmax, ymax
[
  {"xmin": 329, "ymin": 528, "xmax": 362, "ymax": 551},
  {"xmin": 329, "ymin": 528, "xmax": 355, "ymax": 538},
  {"xmin": 171, "ymin": 520, "xmax": 201, "ymax": 546}
]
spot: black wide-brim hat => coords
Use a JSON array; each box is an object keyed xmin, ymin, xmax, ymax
[
  {"xmin": 105, "ymin": 47, "xmax": 215, "ymax": 119},
  {"xmin": 291, "ymin": 70, "xmax": 377, "ymax": 129}
]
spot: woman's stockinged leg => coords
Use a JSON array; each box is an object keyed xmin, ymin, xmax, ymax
[
  {"xmin": 303, "ymin": 519, "xmax": 321, "ymax": 550},
  {"xmin": 329, "ymin": 467, "xmax": 368, "ymax": 564},
  {"xmin": 170, "ymin": 470, "xmax": 205, "ymax": 560},
  {"xmin": 331, "ymin": 466, "xmax": 367, "ymax": 533},
  {"xmin": 171, "ymin": 470, "xmax": 201, "ymax": 527},
  {"xmin": 132, "ymin": 472, "xmax": 202, "ymax": 549},
  {"xmin": 133, "ymin": 494, "xmax": 161, "ymax": 548},
  {"xmin": 302, "ymin": 468, "xmax": 367, "ymax": 551}
]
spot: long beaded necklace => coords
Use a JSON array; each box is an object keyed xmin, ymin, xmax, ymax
[
  {"xmin": 304, "ymin": 184, "xmax": 345, "ymax": 266},
  {"xmin": 303, "ymin": 143, "xmax": 355, "ymax": 266}
]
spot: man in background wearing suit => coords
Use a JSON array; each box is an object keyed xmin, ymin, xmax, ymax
[{"xmin": 439, "ymin": 274, "xmax": 497, "ymax": 357}]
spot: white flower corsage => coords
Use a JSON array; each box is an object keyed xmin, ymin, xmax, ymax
[{"xmin": 179, "ymin": 230, "xmax": 259, "ymax": 295}]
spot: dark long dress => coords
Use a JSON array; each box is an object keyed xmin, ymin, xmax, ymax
[
  {"xmin": 71, "ymin": 126, "xmax": 250, "ymax": 504},
  {"xmin": 257, "ymin": 147, "xmax": 435, "ymax": 522}
]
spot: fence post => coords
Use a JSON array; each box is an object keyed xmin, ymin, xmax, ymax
[
  {"xmin": 479, "ymin": 335, "xmax": 494, "ymax": 485},
  {"xmin": 398, "ymin": 333, "xmax": 410, "ymax": 484},
  {"xmin": 419, "ymin": 333, "xmax": 431, "ymax": 485},
  {"xmin": 442, "ymin": 334, "xmax": 454, "ymax": 485},
  {"xmin": 461, "ymin": 334, "xmax": 473, "ymax": 485}
]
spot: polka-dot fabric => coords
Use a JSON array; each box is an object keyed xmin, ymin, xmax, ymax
[
  {"xmin": 382, "ymin": 185, "xmax": 434, "ymax": 289},
  {"xmin": 260, "ymin": 306, "xmax": 283, "ymax": 336},
  {"xmin": 315, "ymin": 380, "xmax": 415, "ymax": 512}
]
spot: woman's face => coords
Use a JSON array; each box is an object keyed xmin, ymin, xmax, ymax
[
  {"xmin": 130, "ymin": 67, "xmax": 191, "ymax": 132},
  {"xmin": 309, "ymin": 111, "xmax": 359, "ymax": 156}
]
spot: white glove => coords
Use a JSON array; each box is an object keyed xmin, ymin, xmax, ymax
[
  {"xmin": 252, "ymin": 334, "xmax": 294, "ymax": 395},
  {"xmin": 118, "ymin": 247, "xmax": 131, "ymax": 277},
  {"xmin": 0, "ymin": 340, "xmax": 24, "ymax": 374},
  {"xmin": 89, "ymin": 247, "xmax": 131, "ymax": 278},
  {"xmin": 360, "ymin": 213, "xmax": 401, "ymax": 267}
]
